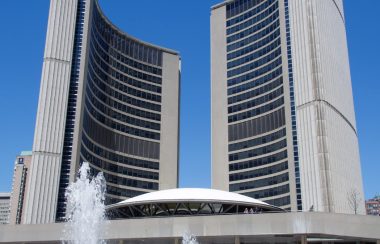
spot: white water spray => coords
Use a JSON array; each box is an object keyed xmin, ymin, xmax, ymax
[
  {"xmin": 182, "ymin": 232, "xmax": 199, "ymax": 244},
  {"xmin": 62, "ymin": 162, "xmax": 107, "ymax": 244}
]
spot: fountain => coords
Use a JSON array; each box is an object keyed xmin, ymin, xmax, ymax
[
  {"xmin": 182, "ymin": 232, "xmax": 199, "ymax": 244},
  {"xmin": 62, "ymin": 162, "xmax": 107, "ymax": 244},
  {"xmin": 60, "ymin": 162, "xmax": 199, "ymax": 244}
]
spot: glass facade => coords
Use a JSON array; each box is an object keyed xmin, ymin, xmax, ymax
[
  {"xmin": 56, "ymin": 0, "xmax": 86, "ymax": 221},
  {"xmin": 24, "ymin": 0, "xmax": 178, "ymax": 224},
  {"xmin": 284, "ymin": 0, "xmax": 302, "ymax": 211},
  {"xmin": 225, "ymin": 0, "xmax": 291, "ymax": 208},
  {"xmin": 78, "ymin": 3, "xmax": 166, "ymax": 206}
]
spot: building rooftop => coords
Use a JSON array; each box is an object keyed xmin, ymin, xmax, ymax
[
  {"xmin": 95, "ymin": 0, "xmax": 180, "ymax": 56},
  {"xmin": 211, "ymin": 0, "xmax": 233, "ymax": 10},
  {"xmin": 0, "ymin": 193, "xmax": 11, "ymax": 198},
  {"xmin": 19, "ymin": 151, "xmax": 32, "ymax": 156}
]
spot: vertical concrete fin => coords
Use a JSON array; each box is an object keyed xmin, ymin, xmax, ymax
[{"xmin": 23, "ymin": 0, "xmax": 78, "ymax": 224}]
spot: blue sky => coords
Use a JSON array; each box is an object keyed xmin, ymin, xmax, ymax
[{"xmin": 0, "ymin": 1, "xmax": 378, "ymax": 199}]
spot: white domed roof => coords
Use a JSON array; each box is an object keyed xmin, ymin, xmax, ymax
[{"xmin": 108, "ymin": 188, "xmax": 275, "ymax": 209}]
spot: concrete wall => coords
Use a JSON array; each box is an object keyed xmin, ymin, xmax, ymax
[
  {"xmin": 159, "ymin": 53, "xmax": 181, "ymax": 189},
  {"xmin": 278, "ymin": 0, "xmax": 298, "ymax": 211},
  {"xmin": 0, "ymin": 213, "xmax": 379, "ymax": 243},
  {"xmin": 23, "ymin": 0, "xmax": 78, "ymax": 224},
  {"xmin": 211, "ymin": 4, "xmax": 229, "ymax": 191},
  {"xmin": 24, "ymin": 0, "xmax": 181, "ymax": 222},
  {"xmin": 289, "ymin": 0, "xmax": 365, "ymax": 214},
  {"xmin": 211, "ymin": 0, "xmax": 298, "ymax": 210},
  {"xmin": 70, "ymin": 0, "xmax": 93, "ymax": 184}
]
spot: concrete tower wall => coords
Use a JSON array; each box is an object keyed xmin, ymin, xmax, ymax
[
  {"xmin": 211, "ymin": 0, "xmax": 297, "ymax": 210},
  {"xmin": 72, "ymin": 0, "xmax": 180, "ymax": 207},
  {"xmin": 211, "ymin": 5, "xmax": 229, "ymax": 192},
  {"xmin": 211, "ymin": 0, "xmax": 364, "ymax": 214},
  {"xmin": 24, "ymin": 0, "xmax": 180, "ymax": 223},
  {"xmin": 23, "ymin": 0, "xmax": 78, "ymax": 224},
  {"xmin": 289, "ymin": 0, "xmax": 364, "ymax": 213},
  {"xmin": 159, "ymin": 52, "xmax": 181, "ymax": 190}
]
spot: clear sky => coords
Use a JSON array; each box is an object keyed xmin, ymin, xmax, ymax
[{"xmin": 0, "ymin": 1, "xmax": 378, "ymax": 199}]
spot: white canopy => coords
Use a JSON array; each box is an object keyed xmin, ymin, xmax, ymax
[{"xmin": 109, "ymin": 188, "xmax": 272, "ymax": 208}]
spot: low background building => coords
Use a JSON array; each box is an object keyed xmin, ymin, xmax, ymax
[
  {"xmin": 366, "ymin": 196, "xmax": 380, "ymax": 216},
  {"xmin": 0, "ymin": 193, "xmax": 11, "ymax": 224},
  {"xmin": 9, "ymin": 151, "xmax": 32, "ymax": 224}
]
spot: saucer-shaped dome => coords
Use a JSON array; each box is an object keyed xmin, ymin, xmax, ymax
[{"xmin": 107, "ymin": 188, "xmax": 284, "ymax": 219}]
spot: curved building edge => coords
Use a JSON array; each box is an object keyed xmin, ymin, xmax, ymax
[
  {"xmin": 23, "ymin": 0, "xmax": 180, "ymax": 224},
  {"xmin": 211, "ymin": 0, "xmax": 297, "ymax": 211},
  {"xmin": 94, "ymin": 0, "xmax": 179, "ymax": 56},
  {"xmin": 211, "ymin": 0, "xmax": 364, "ymax": 214}
]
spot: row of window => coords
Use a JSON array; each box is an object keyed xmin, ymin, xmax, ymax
[
  {"xmin": 81, "ymin": 133, "xmax": 159, "ymax": 170},
  {"xmin": 92, "ymin": 26, "xmax": 162, "ymax": 76},
  {"xmin": 228, "ymin": 97, "xmax": 284, "ymax": 123},
  {"xmin": 81, "ymin": 146, "xmax": 158, "ymax": 180},
  {"xmin": 228, "ymin": 48, "xmax": 281, "ymax": 78},
  {"xmin": 227, "ymin": 0, "xmax": 277, "ymax": 33},
  {"xmin": 88, "ymin": 62, "xmax": 161, "ymax": 113},
  {"xmin": 227, "ymin": 19, "xmax": 280, "ymax": 52},
  {"xmin": 227, "ymin": 57, "xmax": 282, "ymax": 87},
  {"xmin": 228, "ymin": 37, "xmax": 281, "ymax": 69},
  {"xmin": 229, "ymin": 128, "xmax": 286, "ymax": 152},
  {"xmin": 228, "ymin": 108, "xmax": 285, "ymax": 141},
  {"xmin": 106, "ymin": 185, "xmax": 147, "ymax": 200},
  {"xmin": 230, "ymin": 172, "xmax": 289, "ymax": 191},
  {"xmin": 229, "ymin": 86, "xmax": 283, "ymax": 114},
  {"xmin": 85, "ymin": 97, "xmax": 160, "ymax": 140},
  {"xmin": 228, "ymin": 29, "xmax": 280, "ymax": 60},
  {"xmin": 56, "ymin": 0, "xmax": 87, "ymax": 221},
  {"xmin": 284, "ymin": 0, "xmax": 302, "ymax": 211},
  {"xmin": 86, "ymin": 88, "xmax": 160, "ymax": 131},
  {"xmin": 91, "ymin": 37, "xmax": 162, "ymax": 92},
  {"xmin": 87, "ymin": 93, "xmax": 159, "ymax": 132},
  {"xmin": 15, "ymin": 167, "xmax": 27, "ymax": 224},
  {"xmin": 229, "ymin": 139, "xmax": 287, "ymax": 162},
  {"xmin": 241, "ymin": 184, "xmax": 289, "ymax": 200},
  {"xmin": 83, "ymin": 112, "xmax": 160, "ymax": 159},
  {"xmin": 93, "ymin": 8, "xmax": 163, "ymax": 66},
  {"xmin": 103, "ymin": 171, "xmax": 158, "ymax": 190},
  {"xmin": 229, "ymin": 149, "xmax": 288, "ymax": 172},
  {"xmin": 230, "ymin": 161, "xmax": 288, "ymax": 182},
  {"xmin": 87, "ymin": 71, "xmax": 161, "ymax": 121},
  {"xmin": 90, "ymin": 39, "xmax": 162, "ymax": 86},
  {"xmin": 89, "ymin": 50, "xmax": 162, "ymax": 102},
  {"xmin": 227, "ymin": 0, "xmax": 276, "ymax": 25},
  {"xmin": 227, "ymin": 6, "xmax": 279, "ymax": 43},
  {"xmin": 89, "ymin": 57, "xmax": 161, "ymax": 105},
  {"xmin": 264, "ymin": 195, "xmax": 290, "ymax": 207},
  {"xmin": 228, "ymin": 69, "xmax": 282, "ymax": 98}
]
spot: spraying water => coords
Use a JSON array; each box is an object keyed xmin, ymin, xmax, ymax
[
  {"xmin": 182, "ymin": 232, "xmax": 199, "ymax": 244},
  {"xmin": 62, "ymin": 162, "xmax": 107, "ymax": 244}
]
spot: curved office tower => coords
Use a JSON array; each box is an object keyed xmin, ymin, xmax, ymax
[
  {"xmin": 24, "ymin": 0, "xmax": 180, "ymax": 224},
  {"xmin": 211, "ymin": 0, "xmax": 364, "ymax": 213}
]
